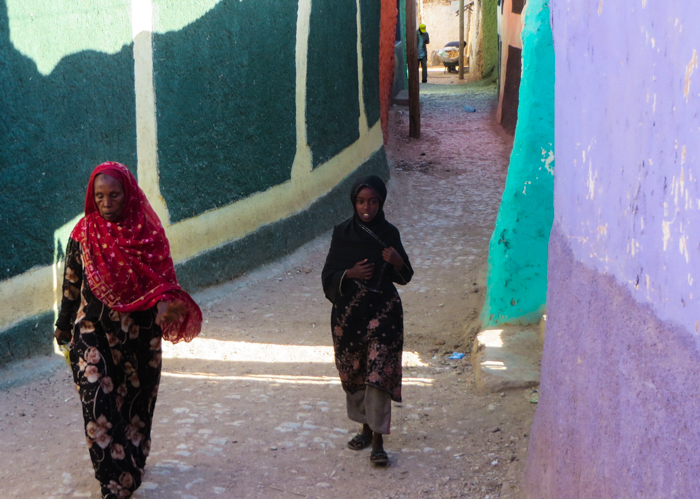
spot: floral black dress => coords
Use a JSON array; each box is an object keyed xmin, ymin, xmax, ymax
[
  {"xmin": 321, "ymin": 176, "xmax": 414, "ymax": 404},
  {"xmin": 56, "ymin": 239, "xmax": 162, "ymax": 499},
  {"xmin": 330, "ymin": 269, "xmax": 412, "ymax": 402}
]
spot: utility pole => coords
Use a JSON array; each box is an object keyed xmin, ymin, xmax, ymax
[
  {"xmin": 458, "ymin": 0, "xmax": 465, "ymax": 79},
  {"xmin": 406, "ymin": 0, "xmax": 420, "ymax": 138}
]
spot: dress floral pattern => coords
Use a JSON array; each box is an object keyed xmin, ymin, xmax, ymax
[
  {"xmin": 331, "ymin": 279, "xmax": 406, "ymax": 402},
  {"xmin": 57, "ymin": 239, "xmax": 161, "ymax": 499}
]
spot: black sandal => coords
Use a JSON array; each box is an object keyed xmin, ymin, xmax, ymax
[
  {"xmin": 370, "ymin": 449, "xmax": 389, "ymax": 465},
  {"xmin": 347, "ymin": 433, "xmax": 372, "ymax": 450}
]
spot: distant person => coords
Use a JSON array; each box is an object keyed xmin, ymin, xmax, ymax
[
  {"xmin": 443, "ymin": 41, "xmax": 467, "ymax": 73},
  {"xmin": 54, "ymin": 162, "xmax": 202, "ymax": 499},
  {"xmin": 417, "ymin": 23, "xmax": 430, "ymax": 83},
  {"xmin": 322, "ymin": 176, "xmax": 414, "ymax": 466}
]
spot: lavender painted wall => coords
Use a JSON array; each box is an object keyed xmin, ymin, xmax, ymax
[
  {"xmin": 551, "ymin": 2, "xmax": 700, "ymax": 334},
  {"xmin": 526, "ymin": 229, "xmax": 700, "ymax": 498},
  {"xmin": 526, "ymin": 2, "xmax": 700, "ymax": 497}
]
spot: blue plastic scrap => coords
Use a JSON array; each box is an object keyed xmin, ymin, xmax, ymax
[
  {"xmin": 463, "ymin": 105, "xmax": 476, "ymax": 113},
  {"xmin": 448, "ymin": 352, "xmax": 465, "ymax": 360}
]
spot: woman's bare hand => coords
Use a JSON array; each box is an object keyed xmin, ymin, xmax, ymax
[
  {"xmin": 382, "ymin": 247, "xmax": 404, "ymax": 271},
  {"xmin": 346, "ymin": 259, "xmax": 374, "ymax": 280},
  {"xmin": 156, "ymin": 300, "xmax": 187, "ymax": 325},
  {"xmin": 54, "ymin": 328, "xmax": 72, "ymax": 346}
]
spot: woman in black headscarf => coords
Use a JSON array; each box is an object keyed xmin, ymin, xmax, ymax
[{"xmin": 322, "ymin": 175, "xmax": 413, "ymax": 465}]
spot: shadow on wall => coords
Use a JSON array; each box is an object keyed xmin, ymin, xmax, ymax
[
  {"xmin": 500, "ymin": 45, "xmax": 521, "ymax": 135},
  {"xmin": 0, "ymin": 0, "xmax": 137, "ymax": 281},
  {"xmin": 2, "ymin": 0, "xmax": 305, "ymax": 277},
  {"xmin": 2, "ymin": 0, "xmax": 382, "ymax": 275}
]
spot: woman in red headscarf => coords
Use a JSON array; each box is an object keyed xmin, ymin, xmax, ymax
[{"xmin": 54, "ymin": 162, "xmax": 202, "ymax": 499}]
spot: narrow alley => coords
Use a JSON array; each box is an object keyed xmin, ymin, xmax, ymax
[{"xmin": 0, "ymin": 81, "xmax": 536, "ymax": 499}]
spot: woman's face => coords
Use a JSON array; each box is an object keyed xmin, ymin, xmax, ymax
[
  {"xmin": 94, "ymin": 173, "xmax": 125, "ymax": 222},
  {"xmin": 355, "ymin": 186, "xmax": 380, "ymax": 223}
]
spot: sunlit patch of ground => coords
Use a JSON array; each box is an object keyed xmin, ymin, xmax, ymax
[{"xmin": 162, "ymin": 338, "xmax": 428, "ymax": 367}]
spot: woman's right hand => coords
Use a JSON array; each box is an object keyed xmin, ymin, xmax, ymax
[
  {"xmin": 346, "ymin": 259, "xmax": 374, "ymax": 280},
  {"xmin": 54, "ymin": 328, "xmax": 72, "ymax": 346},
  {"xmin": 156, "ymin": 300, "xmax": 187, "ymax": 325}
]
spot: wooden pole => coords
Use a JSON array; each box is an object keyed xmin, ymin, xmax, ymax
[
  {"xmin": 406, "ymin": 0, "xmax": 420, "ymax": 138},
  {"xmin": 458, "ymin": 0, "xmax": 465, "ymax": 79}
]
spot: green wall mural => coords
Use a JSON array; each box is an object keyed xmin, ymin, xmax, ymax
[
  {"xmin": 307, "ymin": 0, "xmax": 360, "ymax": 168},
  {"xmin": 0, "ymin": 0, "xmax": 389, "ymax": 366},
  {"xmin": 0, "ymin": 0, "xmax": 137, "ymax": 280},
  {"xmin": 482, "ymin": 0, "xmax": 554, "ymax": 326},
  {"xmin": 177, "ymin": 150, "xmax": 389, "ymax": 292},
  {"xmin": 154, "ymin": 0, "xmax": 298, "ymax": 222}
]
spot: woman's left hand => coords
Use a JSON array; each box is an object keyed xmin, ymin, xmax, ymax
[
  {"xmin": 156, "ymin": 300, "xmax": 187, "ymax": 325},
  {"xmin": 382, "ymin": 247, "xmax": 404, "ymax": 271},
  {"xmin": 54, "ymin": 327, "xmax": 72, "ymax": 346}
]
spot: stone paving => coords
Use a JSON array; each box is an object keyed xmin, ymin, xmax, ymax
[{"xmin": 0, "ymin": 78, "xmax": 537, "ymax": 499}]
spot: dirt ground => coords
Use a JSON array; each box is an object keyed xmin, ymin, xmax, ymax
[{"xmin": 0, "ymin": 71, "xmax": 537, "ymax": 499}]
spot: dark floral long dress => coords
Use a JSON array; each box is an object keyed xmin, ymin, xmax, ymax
[
  {"xmin": 56, "ymin": 239, "xmax": 162, "ymax": 499},
  {"xmin": 331, "ymin": 266, "xmax": 412, "ymax": 403}
]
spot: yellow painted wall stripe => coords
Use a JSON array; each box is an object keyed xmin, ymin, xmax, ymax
[{"xmin": 132, "ymin": 0, "xmax": 170, "ymax": 225}]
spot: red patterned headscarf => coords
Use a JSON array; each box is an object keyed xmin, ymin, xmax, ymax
[{"xmin": 70, "ymin": 162, "xmax": 202, "ymax": 343}]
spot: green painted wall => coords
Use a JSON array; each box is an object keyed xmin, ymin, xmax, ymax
[
  {"xmin": 307, "ymin": 0, "xmax": 360, "ymax": 168},
  {"xmin": 0, "ymin": 0, "xmax": 136, "ymax": 279},
  {"xmin": 0, "ymin": 0, "xmax": 389, "ymax": 366},
  {"xmin": 0, "ymin": 313, "xmax": 54, "ymax": 365},
  {"xmin": 154, "ymin": 0, "xmax": 298, "ymax": 223},
  {"xmin": 482, "ymin": 0, "xmax": 554, "ymax": 326},
  {"xmin": 361, "ymin": 0, "xmax": 381, "ymax": 128},
  {"xmin": 482, "ymin": 0, "xmax": 499, "ymax": 78},
  {"xmin": 177, "ymin": 150, "xmax": 389, "ymax": 291}
]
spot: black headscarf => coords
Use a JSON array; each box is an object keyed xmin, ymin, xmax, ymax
[{"xmin": 322, "ymin": 176, "xmax": 412, "ymax": 303}]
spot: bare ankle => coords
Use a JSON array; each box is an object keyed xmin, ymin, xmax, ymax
[{"xmin": 372, "ymin": 432, "xmax": 384, "ymax": 451}]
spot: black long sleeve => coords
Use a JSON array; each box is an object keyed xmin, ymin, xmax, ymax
[{"xmin": 55, "ymin": 239, "xmax": 83, "ymax": 331}]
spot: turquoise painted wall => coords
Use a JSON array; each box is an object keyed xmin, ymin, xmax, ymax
[
  {"xmin": 307, "ymin": 0, "xmax": 360, "ymax": 168},
  {"xmin": 0, "ymin": 0, "xmax": 137, "ymax": 279},
  {"xmin": 482, "ymin": 0, "xmax": 554, "ymax": 326},
  {"xmin": 154, "ymin": 1, "xmax": 298, "ymax": 222}
]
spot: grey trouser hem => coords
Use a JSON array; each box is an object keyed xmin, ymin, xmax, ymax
[{"xmin": 346, "ymin": 385, "xmax": 392, "ymax": 434}]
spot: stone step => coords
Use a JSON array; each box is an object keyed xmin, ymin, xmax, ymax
[
  {"xmin": 392, "ymin": 89, "xmax": 409, "ymax": 106},
  {"xmin": 471, "ymin": 324, "xmax": 543, "ymax": 393}
]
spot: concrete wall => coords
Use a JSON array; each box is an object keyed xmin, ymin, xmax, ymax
[
  {"xmin": 417, "ymin": 0, "xmax": 498, "ymax": 77},
  {"xmin": 419, "ymin": 0, "xmax": 459, "ymax": 65},
  {"xmin": 0, "ymin": 0, "xmax": 390, "ymax": 365},
  {"xmin": 461, "ymin": 0, "xmax": 499, "ymax": 79},
  {"xmin": 482, "ymin": 0, "xmax": 553, "ymax": 327},
  {"xmin": 496, "ymin": 0, "xmax": 524, "ymax": 130},
  {"xmin": 466, "ymin": 0, "xmax": 484, "ymax": 76},
  {"xmin": 526, "ymin": 2, "xmax": 700, "ymax": 497}
]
